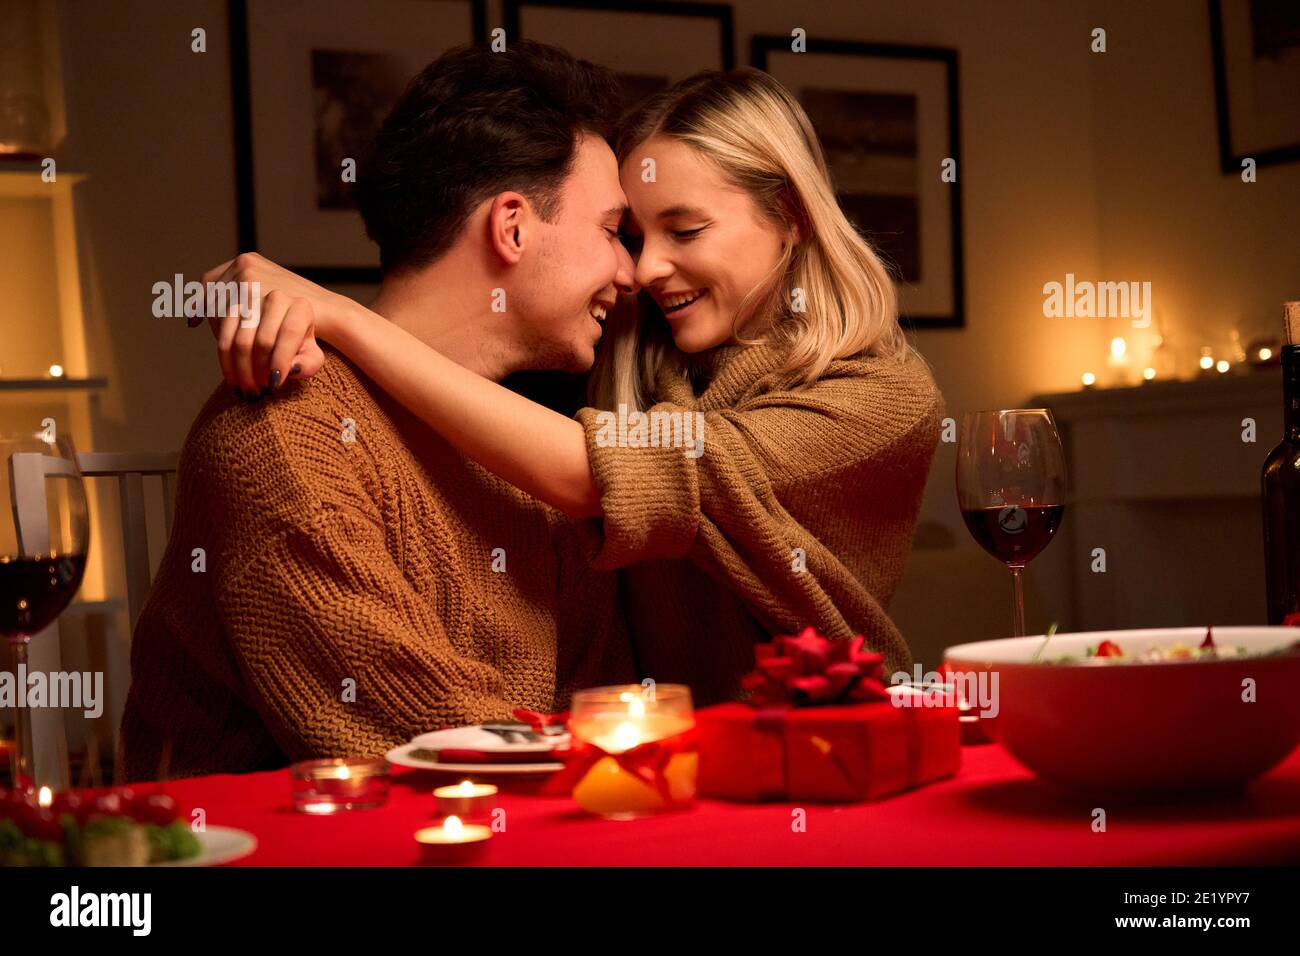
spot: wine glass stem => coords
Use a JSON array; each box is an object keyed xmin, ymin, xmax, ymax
[
  {"xmin": 7, "ymin": 636, "xmax": 33, "ymax": 791},
  {"xmin": 1009, "ymin": 565, "xmax": 1027, "ymax": 637}
]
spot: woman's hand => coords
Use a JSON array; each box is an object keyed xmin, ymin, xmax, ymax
[{"xmin": 202, "ymin": 253, "xmax": 337, "ymax": 395}]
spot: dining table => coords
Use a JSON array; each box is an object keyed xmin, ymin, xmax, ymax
[{"xmin": 158, "ymin": 739, "xmax": 1300, "ymax": 866}]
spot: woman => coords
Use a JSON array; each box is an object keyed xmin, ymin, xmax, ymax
[{"xmin": 211, "ymin": 68, "xmax": 944, "ymax": 702}]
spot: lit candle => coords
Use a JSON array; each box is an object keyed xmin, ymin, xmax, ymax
[
  {"xmin": 1142, "ymin": 366, "xmax": 1156, "ymax": 381},
  {"xmin": 1216, "ymin": 359, "xmax": 1230, "ymax": 374},
  {"xmin": 37, "ymin": 786, "xmax": 53, "ymax": 808},
  {"xmin": 433, "ymin": 780, "xmax": 498, "ymax": 817},
  {"xmin": 567, "ymin": 684, "xmax": 697, "ymax": 819},
  {"xmin": 415, "ymin": 815, "xmax": 492, "ymax": 865},
  {"xmin": 290, "ymin": 757, "xmax": 390, "ymax": 813},
  {"xmin": 1081, "ymin": 372, "xmax": 1097, "ymax": 388},
  {"xmin": 1107, "ymin": 336, "xmax": 1134, "ymax": 386}
]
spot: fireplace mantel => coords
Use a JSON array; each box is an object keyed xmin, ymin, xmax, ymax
[{"xmin": 1026, "ymin": 367, "xmax": 1282, "ymax": 631}]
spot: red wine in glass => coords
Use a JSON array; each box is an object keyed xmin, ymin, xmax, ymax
[
  {"xmin": 2, "ymin": 433, "xmax": 89, "ymax": 791},
  {"xmin": 957, "ymin": 411, "xmax": 1067, "ymax": 637},
  {"xmin": 960, "ymin": 504, "xmax": 1066, "ymax": 566},
  {"xmin": 0, "ymin": 554, "xmax": 88, "ymax": 634}
]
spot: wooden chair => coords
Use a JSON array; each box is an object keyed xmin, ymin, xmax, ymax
[{"xmin": 7, "ymin": 450, "xmax": 179, "ymax": 788}]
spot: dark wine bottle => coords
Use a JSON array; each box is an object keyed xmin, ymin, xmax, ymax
[{"xmin": 1262, "ymin": 301, "xmax": 1300, "ymax": 625}]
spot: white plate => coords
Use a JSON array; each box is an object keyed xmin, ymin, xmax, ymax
[
  {"xmin": 153, "ymin": 826, "xmax": 257, "ymax": 867},
  {"xmin": 408, "ymin": 725, "xmax": 569, "ymax": 755},
  {"xmin": 385, "ymin": 742, "xmax": 563, "ymax": 775}
]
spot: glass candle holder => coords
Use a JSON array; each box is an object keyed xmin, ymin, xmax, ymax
[
  {"xmin": 567, "ymin": 684, "xmax": 696, "ymax": 820},
  {"xmin": 290, "ymin": 757, "xmax": 390, "ymax": 814}
]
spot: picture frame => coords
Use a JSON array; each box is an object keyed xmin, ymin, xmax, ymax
[
  {"xmin": 1209, "ymin": 0, "xmax": 1300, "ymax": 174},
  {"xmin": 228, "ymin": 0, "xmax": 486, "ymax": 283},
  {"xmin": 503, "ymin": 0, "xmax": 734, "ymax": 112},
  {"xmin": 752, "ymin": 36, "xmax": 965, "ymax": 330}
]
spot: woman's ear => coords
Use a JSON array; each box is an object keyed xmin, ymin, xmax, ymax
[
  {"xmin": 488, "ymin": 192, "xmax": 528, "ymax": 265},
  {"xmin": 778, "ymin": 186, "xmax": 807, "ymax": 247}
]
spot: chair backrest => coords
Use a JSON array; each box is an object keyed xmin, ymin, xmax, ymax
[
  {"xmin": 7, "ymin": 449, "xmax": 179, "ymax": 789},
  {"xmin": 74, "ymin": 452, "xmax": 180, "ymax": 629}
]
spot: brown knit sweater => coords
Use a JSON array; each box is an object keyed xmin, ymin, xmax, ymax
[
  {"xmin": 121, "ymin": 350, "xmax": 633, "ymax": 781},
  {"xmin": 574, "ymin": 342, "xmax": 944, "ymax": 705}
]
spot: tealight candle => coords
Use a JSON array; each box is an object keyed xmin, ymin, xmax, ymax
[
  {"xmin": 415, "ymin": 815, "xmax": 492, "ymax": 865},
  {"xmin": 290, "ymin": 757, "xmax": 390, "ymax": 814},
  {"xmin": 433, "ymin": 780, "xmax": 498, "ymax": 817}
]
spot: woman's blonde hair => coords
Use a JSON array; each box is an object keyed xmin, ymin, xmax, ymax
[{"xmin": 591, "ymin": 67, "xmax": 913, "ymax": 411}]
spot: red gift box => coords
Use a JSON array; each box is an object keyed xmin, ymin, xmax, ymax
[{"xmin": 695, "ymin": 628, "xmax": 961, "ymax": 803}]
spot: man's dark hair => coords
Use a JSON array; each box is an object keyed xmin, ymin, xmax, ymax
[{"xmin": 354, "ymin": 41, "xmax": 622, "ymax": 274}]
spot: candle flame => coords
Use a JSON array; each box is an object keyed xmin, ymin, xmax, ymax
[
  {"xmin": 1260, "ymin": 347, "xmax": 1273, "ymax": 361},
  {"xmin": 458, "ymin": 780, "xmax": 475, "ymax": 795},
  {"xmin": 37, "ymin": 786, "xmax": 53, "ymax": 808},
  {"xmin": 612, "ymin": 721, "xmax": 642, "ymax": 752},
  {"xmin": 627, "ymin": 696, "xmax": 646, "ymax": 719},
  {"xmin": 444, "ymin": 815, "xmax": 464, "ymax": 838},
  {"xmin": 1110, "ymin": 337, "xmax": 1127, "ymax": 358},
  {"xmin": 332, "ymin": 765, "xmax": 352, "ymax": 780}
]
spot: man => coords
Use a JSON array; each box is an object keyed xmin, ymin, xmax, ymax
[{"xmin": 121, "ymin": 41, "xmax": 637, "ymax": 780}]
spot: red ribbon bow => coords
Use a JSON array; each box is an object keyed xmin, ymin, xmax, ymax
[
  {"xmin": 740, "ymin": 627, "xmax": 890, "ymax": 707},
  {"xmin": 541, "ymin": 725, "xmax": 700, "ymax": 802}
]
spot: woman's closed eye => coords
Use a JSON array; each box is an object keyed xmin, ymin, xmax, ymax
[{"xmin": 671, "ymin": 226, "xmax": 706, "ymax": 241}]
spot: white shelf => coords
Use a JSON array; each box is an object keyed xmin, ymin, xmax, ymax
[{"xmin": 0, "ymin": 167, "xmax": 86, "ymax": 198}]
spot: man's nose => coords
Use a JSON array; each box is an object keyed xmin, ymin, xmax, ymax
[{"xmin": 613, "ymin": 240, "xmax": 638, "ymax": 295}]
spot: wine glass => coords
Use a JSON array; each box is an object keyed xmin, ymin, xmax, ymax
[
  {"xmin": 1, "ymin": 431, "xmax": 89, "ymax": 791},
  {"xmin": 956, "ymin": 410, "xmax": 1067, "ymax": 637}
]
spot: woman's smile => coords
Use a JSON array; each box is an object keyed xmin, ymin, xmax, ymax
[{"xmin": 656, "ymin": 288, "xmax": 709, "ymax": 320}]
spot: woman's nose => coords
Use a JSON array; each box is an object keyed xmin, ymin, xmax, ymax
[{"xmin": 634, "ymin": 242, "xmax": 673, "ymax": 290}]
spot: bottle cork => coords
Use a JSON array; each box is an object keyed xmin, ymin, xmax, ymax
[{"xmin": 1286, "ymin": 301, "xmax": 1300, "ymax": 346}]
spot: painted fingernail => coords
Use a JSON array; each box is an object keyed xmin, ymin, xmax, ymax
[
  {"xmin": 269, "ymin": 369, "xmax": 282, "ymax": 390},
  {"xmin": 291, "ymin": 363, "xmax": 302, "ymax": 376}
]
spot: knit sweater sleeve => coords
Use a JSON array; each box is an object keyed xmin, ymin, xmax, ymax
[
  {"xmin": 573, "ymin": 353, "xmax": 944, "ymax": 638},
  {"xmin": 204, "ymin": 405, "xmax": 517, "ymax": 761}
]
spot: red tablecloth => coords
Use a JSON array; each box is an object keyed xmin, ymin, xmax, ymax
[{"xmin": 156, "ymin": 741, "xmax": 1300, "ymax": 866}]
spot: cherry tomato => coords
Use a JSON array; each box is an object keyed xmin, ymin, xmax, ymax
[
  {"xmin": 131, "ymin": 792, "xmax": 179, "ymax": 826},
  {"xmin": 1094, "ymin": 640, "xmax": 1124, "ymax": 657},
  {"xmin": 87, "ymin": 791, "xmax": 130, "ymax": 820},
  {"xmin": 20, "ymin": 806, "xmax": 64, "ymax": 842}
]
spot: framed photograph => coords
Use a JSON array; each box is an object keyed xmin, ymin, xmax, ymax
[
  {"xmin": 752, "ymin": 37, "xmax": 964, "ymax": 329},
  {"xmin": 1210, "ymin": 0, "xmax": 1300, "ymax": 173},
  {"xmin": 503, "ymin": 0, "xmax": 734, "ymax": 112},
  {"xmin": 229, "ymin": 0, "xmax": 486, "ymax": 283}
]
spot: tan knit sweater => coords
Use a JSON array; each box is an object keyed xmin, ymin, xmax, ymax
[
  {"xmin": 574, "ymin": 342, "xmax": 944, "ymax": 705},
  {"xmin": 121, "ymin": 350, "xmax": 633, "ymax": 781}
]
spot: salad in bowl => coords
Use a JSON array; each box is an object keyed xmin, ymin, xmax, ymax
[{"xmin": 943, "ymin": 626, "xmax": 1300, "ymax": 797}]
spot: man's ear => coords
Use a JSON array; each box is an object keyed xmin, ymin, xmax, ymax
[{"xmin": 488, "ymin": 192, "xmax": 529, "ymax": 265}]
